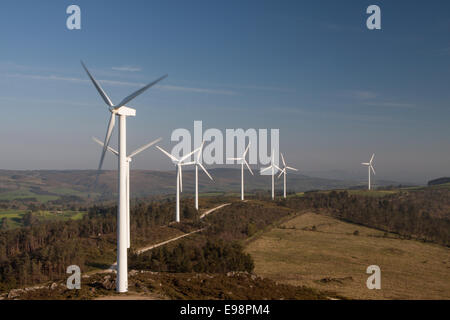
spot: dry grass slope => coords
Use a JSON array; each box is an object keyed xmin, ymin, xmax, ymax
[{"xmin": 245, "ymin": 212, "xmax": 450, "ymax": 300}]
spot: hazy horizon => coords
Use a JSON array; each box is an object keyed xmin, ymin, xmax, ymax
[
  {"xmin": 1, "ymin": 1, "xmax": 449, "ymax": 184},
  {"xmin": 0, "ymin": 166, "xmax": 432, "ymax": 185}
]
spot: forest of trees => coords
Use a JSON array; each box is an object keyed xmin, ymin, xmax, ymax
[
  {"xmin": 0, "ymin": 200, "xmax": 191, "ymax": 291},
  {"xmin": 0, "ymin": 198, "xmax": 291, "ymax": 291},
  {"xmin": 1, "ymin": 187, "xmax": 449, "ymax": 292},
  {"xmin": 128, "ymin": 201, "xmax": 293, "ymax": 273},
  {"xmin": 130, "ymin": 240, "xmax": 254, "ymax": 273}
]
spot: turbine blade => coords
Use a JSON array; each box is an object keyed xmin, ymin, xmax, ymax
[
  {"xmin": 278, "ymin": 169, "xmax": 285, "ymax": 178},
  {"xmin": 97, "ymin": 113, "xmax": 116, "ymax": 172},
  {"xmin": 371, "ymin": 165, "xmax": 376, "ymax": 175},
  {"xmin": 281, "ymin": 153, "xmax": 286, "ymax": 167},
  {"xmin": 244, "ymin": 160, "xmax": 254, "ymax": 175},
  {"xmin": 370, "ymin": 153, "xmax": 375, "ymax": 163},
  {"xmin": 198, "ymin": 163, "xmax": 213, "ymax": 180},
  {"xmin": 156, "ymin": 146, "xmax": 179, "ymax": 162},
  {"xmin": 92, "ymin": 136, "xmax": 103, "ymax": 146},
  {"xmin": 116, "ymin": 74, "xmax": 168, "ymax": 108},
  {"xmin": 362, "ymin": 162, "xmax": 370, "ymax": 166},
  {"xmin": 181, "ymin": 161, "xmax": 195, "ymax": 166},
  {"xmin": 243, "ymin": 142, "xmax": 251, "ymax": 157},
  {"xmin": 129, "ymin": 137, "xmax": 162, "ymax": 158},
  {"xmin": 274, "ymin": 164, "xmax": 282, "ymax": 172},
  {"xmin": 180, "ymin": 147, "xmax": 200, "ymax": 162},
  {"xmin": 286, "ymin": 166, "xmax": 298, "ymax": 171},
  {"xmin": 260, "ymin": 166, "xmax": 271, "ymax": 173},
  {"xmin": 81, "ymin": 61, "xmax": 114, "ymax": 107},
  {"xmin": 196, "ymin": 141, "xmax": 205, "ymax": 162},
  {"xmin": 92, "ymin": 136, "xmax": 119, "ymax": 156}
]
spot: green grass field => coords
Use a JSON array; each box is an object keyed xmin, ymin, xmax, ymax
[
  {"xmin": 0, "ymin": 209, "xmax": 87, "ymax": 229},
  {"xmin": 0, "ymin": 189, "xmax": 59, "ymax": 202},
  {"xmin": 46, "ymin": 187, "xmax": 99, "ymax": 198}
]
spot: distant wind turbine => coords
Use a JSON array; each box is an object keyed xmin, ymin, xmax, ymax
[
  {"xmin": 193, "ymin": 141, "xmax": 213, "ymax": 210},
  {"xmin": 82, "ymin": 61, "xmax": 167, "ymax": 293},
  {"xmin": 156, "ymin": 146, "xmax": 199, "ymax": 222},
  {"xmin": 227, "ymin": 142, "xmax": 254, "ymax": 201},
  {"xmin": 260, "ymin": 150, "xmax": 281, "ymax": 200},
  {"xmin": 92, "ymin": 136, "xmax": 161, "ymax": 249},
  {"xmin": 362, "ymin": 153, "xmax": 376, "ymax": 190},
  {"xmin": 277, "ymin": 153, "xmax": 298, "ymax": 198}
]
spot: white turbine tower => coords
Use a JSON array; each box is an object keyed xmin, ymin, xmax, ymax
[
  {"xmin": 156, "ymin": 146, "xmax": 199, "ymax": 222},
  {"xmin": 193, "ymin": 141, "xmax": 213, "ymax": 210},
  {"xmin": 227, "ymin": 142, "xmax": 253, "ymax": 201},
  {"xmin": 82, "ymin": 61, "xmax": 167, "ymax": 293},
  {"xmin": 362, "ymin": 153, "xmax": 376, "ymax": 190},
  {"xmin": 277, "ymin": 153, "xmax": 298, "ymax": 198},
  {"xmin": 92, "ymin": 136, "xmax": 161, "ymax": 249},
  {"xmin": 261, "ymin": 150, "xmax": 281, "ymax": 200}
]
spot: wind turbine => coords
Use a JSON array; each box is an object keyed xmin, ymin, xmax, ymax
[
  {"xmin": 82, "ymin": 61, "xmax": 167, "ymax": 293},
  {"xmin": 227, "ymin": 142, "xmax": 253, "ymax": 201},
  {"xmin": 277, "ymin": 153, "xmax": 298, "ymax": 198},
  {"xmin": 156, "ymin": 146, "xmax": 199, "ymax": 222},
  {"xmin": 362, "ymin": 153, "xmax": 376, "ymax": 190},
  {"xmin": 92, "ymin": 136, "xmax": 161, "ymax": 249},
  {"xmin": 260, "ymin": 150, "xmax": 281, "ymax": 200},
  {"xmin": 193, "ymin": 141, "xmax": 213, "ymax": 210}
]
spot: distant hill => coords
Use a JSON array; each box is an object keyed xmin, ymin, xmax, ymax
[
  {"xmin": 0, "ymin": 168, "xmax": 406, "ymax": 202},
  {"xmin": 428, "ymin": 177, "xmax": 450, "ymax": 186}
]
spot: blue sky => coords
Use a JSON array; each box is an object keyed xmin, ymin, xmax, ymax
[{"xmin": 0, "ymin": 0, "xmax": 449, "ymax": 183}]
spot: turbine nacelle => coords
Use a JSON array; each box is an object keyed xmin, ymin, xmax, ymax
[
  {"xmin": 362, "ymin": 153, "xmax": 376, "ymax": 190},
  {"xmin": 194, "ymin": 141, "xmax": 214, "ymax": 181},
  {"xmin": 113, "ymin": 106, "xmax": 136, "ymax": 117},
  {"xmin": 260, "ymin": 149, "xmax": 282, "ymax": 175},
  {"xmin": 361, "ymin": 153, "xmax": 376, "ymax": 175},
  {"xmin": 157, "ymin": 146, "xmax": 201, "ymax": 194},
  {"xmin": 277, "ymin": 153, "xmax": 298, "ymax": 178},
  {"xmin": 82, "ymin": 61, "xmax": 166, "ymax": 180},
  {"xmin": 227, "ymin": 142, "xmax": 254, "ymax": 175}
]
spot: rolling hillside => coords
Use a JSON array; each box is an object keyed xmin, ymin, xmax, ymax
[
  {"xmin": 0, "ymin": 169, "xmax": 406, "ymax": 202},
  {"xmin": 245, "ymin": 212, "xmax": 450, "ymax": 300}
]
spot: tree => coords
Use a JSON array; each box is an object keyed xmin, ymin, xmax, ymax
[
  {"xmin": 0, "ymin": 218, "xmax": 8, "ymax": 230},
  {"xmin": 22, "ymin": 212, "xmax": 37, "ymax": 226}
]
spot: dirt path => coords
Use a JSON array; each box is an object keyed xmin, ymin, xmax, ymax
[
  {"xmin": 199, "ymin": 203, "xmax": 231, "ymax": 219},
  {"xmin": 105, "ymin": 203, "xmax": 231, "ymax": 271},
  {"xmin": 138, "ymin": 203, "xmax": 230, "ymax": 254},
  {"xmin": 136, "ymin": 228, "xmax": 205, "ymax": 255}
]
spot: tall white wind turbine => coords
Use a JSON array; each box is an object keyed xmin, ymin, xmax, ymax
[
  {"xmin": 261, "ymin": 150, "xmax": 281, "ymax": 200},
  {"xmin": 92, "ymin": 136, "xmax": 161, "ymax": 249},
  {"xmin": 193, "ymin": 141, "xmax": 213, "ymax": 210},
  {"xmin": 82, "ymin": 61, "xmax": 167, "ymax": 293},
  {"xmin": 277, "ymin": 153, "xmax": 298, "ymax": 198},
  {"xmin": 227, "ymin": 142, "xmax": 253, "ymax": 201},
  {"xmin": 156, "ymin": 146, "xmax": 199, "ymax": 222},
  {"xmin": 362, "ymin": 153, "xmax": 376, "ymax": 190}
]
